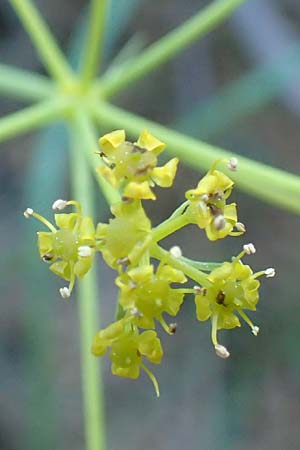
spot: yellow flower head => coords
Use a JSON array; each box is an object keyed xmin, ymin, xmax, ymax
[
  {"xmin": 185, "ymin": 160, "xmax": 245, "ymax": 241},
  {"xmin": 195, "ymin": 245, "xmax": 273, "ymax": 356},
  {"xmin": 24, "ymin": 200, "xmax": 95, "ymax": 299},
  {"xmin": 95, "ymin": 200, "xmax": 152, "ymax": 269},
  {"xmin": 92, "ymin": 317, "xmax": 163, "ymax": 396},
  {"xmin": 97, "ymin": 129, "xmax": 178, "ymax": 200},
  {"xmin": 116, "ymin": 264, "xmax": 187, "ymax": 333}
]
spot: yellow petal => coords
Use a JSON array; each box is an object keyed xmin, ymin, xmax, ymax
[
  {"xmin": 96, "ymin": 166, "xmax": 118, "ymax": 188},
  {"xmin": 195, "ymin": 294, "xmax": 211, "ymax": 321},
  {"xmin": 137, "ymin": 130, "xmax": 166, "ymax": 155},
  {"xmin": 151, "ymin": 158, "xmax": 179, "ymax": 187},
  {"xmin": 99, "ymin": 130, "xmax": 125, "ymax": 154},
  {"xmin": 79, "ymin": 217, "xmax": 95, "ymax": 244},
  {"xmin": 123, "ymin": 181, "xmax": 156, "ymax": 200},
  {"xmin": 54, "ymin": 213, "xmax": 77, "ymax": 230}
]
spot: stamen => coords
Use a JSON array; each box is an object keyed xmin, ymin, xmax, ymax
[
  {"xmin": 265, "ymin": 268, "xmax": 275, "ymax": 278},
  {"xmin": 213, "ymin": 215, "xmax": 226, "ymax": 231},
  {"xmin": 78, "ymin": 246, "xmax": 92, "ymax": 258},
  {"xmin": 211, "ymin": 314, "xmax": 218, "ymax": 347},
  {"xmin": 194, "ymin": 286, "xmax": 207, "ymax": 295},
  {"xmin": 238, "ymin": 309, "xmax": 259, "ymax": 336},
  {"xmin": 141, "ymin": 363, "xmax": 160, "ymax": 398},
  {"xmin": 169, "ymin": 323, "xmax": 177, "ymax": 334},
  {"xmin": 59, "ymin": 287, "xmax": 70, "ymax": 299},
  {"xmin": 52, "ymin": 199, "xmax": 67, "ymax": 211},
  {"xmin": 227, "ymin": 157, "xmax": 238, "ymax": 171},
  {"xmin": 24, "ymin": 208, "xmax": 56, "ymax": 232},
  {"xmin": 169, "ymin": 245, "xmax": 182, "ymax": 258},
  {"xmin": 130, "ymin": 307, "xmax": 143, "ymax": 318},
  {"xmin": 215, "ymin": 344, "xmax": 230, "ymax": 359},
  {"xmin": 159, "ymin": 316, "xmax": 173, "ymax": 335},
  {"xmin": 23, "ymin": 208, "xmax": 33, "ymax": 218},
  {"xmin": 243, "ymin": 243, "xmax": 256, "ymax": 255},
  {"xmin": 235, "ymin": 222, "xmax": 246, "ymax": 233}
]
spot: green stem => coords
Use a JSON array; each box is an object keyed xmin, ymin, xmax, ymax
[
  {"xmin": 69, "ymin": 122, "xmax": 106, "ymax": 450},
  {"xmin": 93, "ymin": 0, "xmax": 246, "ymax": 97},
  {"xmin": 92, "ymin": 102, "xmax": 300, "ymax": 213},
  {"xmin": 80, "ymin": 0, "xmax": 108, "ymax": 89},
  {"xmin": 0, "ymin": 97, "xmax": 71, "ymax": 145},
  {"xmin": 152, "ymin": 213, "xmax": 189, "ymax": 242},
  {"xmin": 9, "ymin": 0, "xmax": 74, "ymax": 86},
  {"xmin": 71, "ymin": 111, "xmax": 120, "ymax": 205},
  {"xmin": 0, "ymin": 64, "xmax": 55, "ymax": 101},
  {"xmin": 151, "ymin": 244, "xmax": 210, "ymax": 288}
]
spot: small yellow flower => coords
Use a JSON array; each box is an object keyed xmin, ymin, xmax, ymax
[
  {"xmin": 97, "ymin": 129, "xmax": 178, "ymax": 200},
  {"xmin": 92, "ymin": 317, "xmax": 163, "ymax": 396},
  {"xmin": 116, "ymin": 264, "xmax": 187, "ymax": 333},
  {"xmin": 96, "ymin": 200, "xmax": 152, "ymax": 269},
  {"xmin": 194, "ymin": 247, "xmax": 271, "ymax": 354},
  {"xmin": 24, "ymin": 201, "xmax": 95, "ymax": 298},
  {"xmin": 185, "ymin": 160, "xmax": 245, "ymax": 240}
]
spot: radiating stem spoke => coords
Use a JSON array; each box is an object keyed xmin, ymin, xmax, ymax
[
  {"xmin": 0, "ymin": 98, "xmax": 71, "ymax": 146},
  {"xmin": 0, "ymin": 64, "xmax": 55, "ymax": 101},
  {"xmin": 80, "ymin": 0, "xmax": 108, "ymax": 89},
  {"xmin": 69, "ymin": 121, "xmax": 106, "ymax": 450},
  {"xmin": 9, "ymin": 0, "xmax": 74, "ymax": 86},
  {"xmin": 94, "ymin": 0, "xmax": 246, "ymax": 98}
]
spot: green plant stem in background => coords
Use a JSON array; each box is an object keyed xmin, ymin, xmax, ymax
[
  {"xmin": 95, "ymin": 0, "xmax": 246, "ymax": 98},
  {"xmin": 70, "ymin": 118, "xmax": 106, "ymax": 450},
  {"xmin": 0, "ymin": 97, "xmax": 71, "ymax": 145},
  {"xmin": 73, "ymin": 111, "xmax": 120, "ymax": 204},
  {"xmin": 9, "ymin": 0, "xmax": 74, "ymax": 87},
  {"xmin": 80, "ymin": 0, "xmax": 108, "ymax": 89},
  {"xmin": 151, "ymin": 244, "xmax": 210, "ymax": 288},
  {"xmin": 92, "ymin": 102, "xmax": 300, "ymax": 213},
  {"xmin": 0, "ymin": 64, "xmax": 55, "ymax": 101}
]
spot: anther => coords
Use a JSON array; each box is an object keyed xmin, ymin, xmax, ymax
[
  {"xmin": 235, "ymin": 222, "xmax": 246, "ymax": 232},
  {"xmin": 24, "ymin": 208, "xmax": 33, "ymax": 218},
  {"xmin": 131, "ymin": 307, "xmax": 143, "ymax": 317},
  {"xmin": 200, "ymin": 194, "xmax": 209, "ymax": 203},
  {"xmin": 251, "ymin": 326, "xmax": 260, "ymax": 336},
  {"xmin": 243, "ymin": 243, "xmax": 256, "ymax": 255},
  {"xmin": 78, "ymin": 246, "xmax": 92, "ymax": 258},
  {"xmin": 117, "ymin": 256, "xmax": 130, "ymax": 267},
  {"xmin": 215, "ymin": 344, "xmax": 230, "ymax": 359},
  {"xmin": 265, "ymin": 268, "xmax": 275, "ymax": 278},
  {"xmin": 227, "ymin": 157, "xmax": 238, "ymax": 171},
  {"xmin": 213, "ymin": 215, "xmax": 226, "ymax": 230},
  {"xmin": 193, "ymin": 286, "xmax": 207, "ymax": 296},
  {"xmin": 59, "ymin": 287, "xmax": 70, "ymax": 299},
  {"xmin": 169, "ymin": 323, "xmax": 177, "ymax": 334},
  {"xmin": 170, "ymin": 245, "xmax": 182, "ymax": 258},
  {"xmin": 52, "ymin": 199, "xmax": 67, "ymax": 211},
  {"xmin": 42, "ymin": 253, "xmax": 53, "ymax": 262}
]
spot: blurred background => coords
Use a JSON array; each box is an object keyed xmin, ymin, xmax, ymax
[{"xmin": 1, "ymin": 0, "xmax": 300, "ymax": 449}]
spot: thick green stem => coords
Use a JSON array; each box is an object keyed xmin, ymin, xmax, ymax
[
  {"xmin": 0, "ymin": 64, "xmax": 55, "ymax": 101},
  {"xmin": 9, "ymin": 0, "xmax": 74, "ymax": 86},
  {"xmin": 92, "ymin": 102, "xmax": 300, "ymax": 213},
  {"xmin": 151, "ymin": 244, "xmax": 210, "ymax": 287},
  {"xmin": 71, "ymin": 111, "xmax": 120, "ymax": 205},
  {"xmin": 80, "ymin": 0, "xmax": 108, "ymax": 89},
  {"xmin": 69, "ymin": 121, "xmax": 106, "ymax": 450},
  {"xmin": 0, "ymin": 97, "xmax": 71, "ymax": 145},
  {"xmin": 94, "ymin": 0, "xmax": 246, "ymax": 97}
]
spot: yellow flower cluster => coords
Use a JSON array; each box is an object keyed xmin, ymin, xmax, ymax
[{"xmin": 24, "ymin": 130, "xmax": 274, "ymax": 395}]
